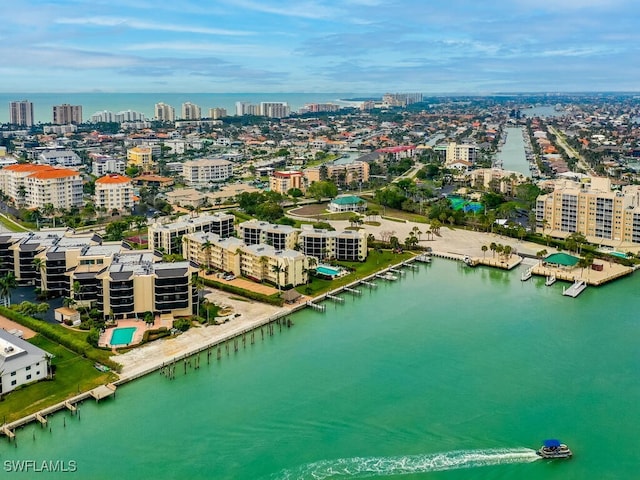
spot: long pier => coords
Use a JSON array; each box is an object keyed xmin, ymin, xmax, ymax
[{"xmin": 563, "ymin": 280, "xmax": 587, "ymax": 297}]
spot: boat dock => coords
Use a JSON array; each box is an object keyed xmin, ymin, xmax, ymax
[
  {"xmin": 545, "ymin": 274, "xmax": 556, "ymax": 286},
  {"xmin": 90, "ymin": 384, "xmax": 117, "ymax": 402},
  {"xmin": 563, "ymin": 280, "xmax": 587, "ymax": 298},
  {"xmin": 521, "ymin": 267, "xmax": 532, "ymax": 281},
  {"xmin": 326, "ymin": 294, "xmax": 345, "ymax": 303},
  {"xmin": 306, "ymin": 301, "xmax": 326, "ymax": 312}
]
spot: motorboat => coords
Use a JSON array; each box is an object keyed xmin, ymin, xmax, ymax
[{"xmin": 536, "ymin": 439, "xmax": 572, "ymax": 459}]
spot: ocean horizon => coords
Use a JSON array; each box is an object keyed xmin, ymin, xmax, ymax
[{"xmin": 0, "ymin": 92, "xmax": 379, "ymax": 124}]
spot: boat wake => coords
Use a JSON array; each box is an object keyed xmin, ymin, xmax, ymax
[{"xmin": 271, "ymin": 448, "xmax": 540, "ymax": 479}]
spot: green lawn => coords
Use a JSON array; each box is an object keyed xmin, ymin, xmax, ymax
[
  {"xmin": 296, "ymin": 249, "xmax": 415, "ymax": 297},
  {"xmin": 0, "ymin": 335, "xmax": 117, "ymax": 424}
]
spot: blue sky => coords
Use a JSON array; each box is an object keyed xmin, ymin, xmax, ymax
[{"xmin": 2, "ymin": 0, "xmax": 639, "ymax": 93}]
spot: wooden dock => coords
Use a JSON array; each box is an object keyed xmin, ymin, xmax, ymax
[
  {"xmin": 521, "ymin": 268, "xmax": 532, "ymax": 281},
  {"xmin": 90, "ymin": 383, "xmax": 117, "ymax": 401},
  {"xmin": 545, "ymin": 275, "xmax": 556, "ymax": 286},
  {"xmin": 64, "ymin": 401, "xmax": 77, "ymax": 413},
  {"xmin": 35, "ymin": 412, "xmax": 48, "ymax": 426},
  {"xmin": 1, "ymin": 425, "xmax": 15, "ymax": 440},
  {"xmin": 563, "ymin": 280, "xmax": 587, "ymax": 298}
]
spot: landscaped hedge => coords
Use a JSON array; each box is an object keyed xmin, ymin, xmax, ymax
[
  {"xmin": 142, "ymin": 327, "xmax": 170, "ymax": 342},
  {"xmin": 0, "ymin": 307, "xmax": 121, "ymax": 372},
  {"xmin": 201, "ymin": 278, "xmax": 284, "ymax": 306}
]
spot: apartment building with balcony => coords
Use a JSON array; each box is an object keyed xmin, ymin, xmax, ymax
[
  {"xmin": 238, "ymin": 220, "xmax": 299, "ymax": 250},
  {"xmin": 148, "ymin": 212, "xmax": 235, "ymax": 255},
  {"xmin": 95, "ymin": 174, "xmax": 134, "ymax": 213},
  {"xmin": 127, "ymin": 146, "xmax": 155, "ymax": 172},
  {"xmin": 181, "ymin": 159, "xmax": 233, "ymax": 186},
  {"xmin": 182, "ymin": 231, "xmax": 309, "ymax": 288},
  {"xmin": 91, "ymin": 154, "xmax": 126, "ymax": 176},
  {"xmin": 535, "ymin": 177, "xmax": 640, "ymax": 245},
  {"xmin": 52, "ymin": 104, "xmax": 82, "ymax": 125},
  {"xmin": 304, "ymin": 161, "xmax": 370, "ymax": 187},
  {"xmin": 269, "ymin": 170, "xmax": 305, "ymax": 194},
  {"xmin": 154, "ymin": 102, "xmax": 176, "ymax": 122},
  {"xmin": 298, "ymin": 227, "xmax": 367, "ymax": 261},
  {"xmin": 445, "ymin": 142, "xmax": 478, "ymax": 166},
  {"xmin": 181, "ymin": 102, "xmax": 202, "ymax": 120},
  {"xmin": 0, "ymin": 164, "xmax": 83, "ymax": 209},
  {"xmin": 9, "ymin": 100, "xmax": 34, "ymax": 127}
]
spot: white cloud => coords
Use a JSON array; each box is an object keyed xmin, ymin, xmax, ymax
[
  {"xmin": 224, "ymin": 0, "xmax": 341, "ymax": 20},
  {"xmin": 55, "ymin": 16, "xmax": 253, "ymax": 36}
]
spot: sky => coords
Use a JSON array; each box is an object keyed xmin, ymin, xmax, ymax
[{"xmin": 2, "ymin": 0, "xmax": 640, "ymax": 93}]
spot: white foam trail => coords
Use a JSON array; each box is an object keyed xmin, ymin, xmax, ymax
[{"xmin": 271, "ymin": 448, "xmax": 540, "ymax": 479}]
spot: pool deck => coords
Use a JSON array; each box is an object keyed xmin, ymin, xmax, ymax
[
  {"xmin": 531, "ymin": 260, "xmax": 633, "ymax": 286},
  {"xmin": 98, "ymin": 319, "xmax": 159, "ymax": 349}
]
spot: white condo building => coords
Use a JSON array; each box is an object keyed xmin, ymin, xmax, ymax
[
  {"xmin": 182, "ymin": 159, "xmax": 233, "ymax": 186},
  {"xmin": 181, "ymin": 102, "xmax": 202, "ymax": 120},
  {"xmin": 260, "ymin": 102, "xmax": 290, "ymax": 118},
  {"xmin": 9, "ymin": 100, "xmax": 34, "ymax": 127},
  {"xmin": 0, "ymin": 329, "xmax": 52, "ymax": 395},
  {"xmin": 155, "ymin": 102, "xmax": 176, "ymax": 122},
  {"xmin": 95, "ymin": 174, "xmax": 134, "ymax": 213},
  {"xmin": 0, "ymin": 164, "xmax": 83, "ymax": 209}
]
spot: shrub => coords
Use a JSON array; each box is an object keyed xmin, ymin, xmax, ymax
[{"xmin": 201, "ymin": 278, "xmax": 284, "ymax": 306}]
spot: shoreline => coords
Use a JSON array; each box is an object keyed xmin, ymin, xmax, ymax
[{"xmin": 2, "ymin": 222, "xmax": 636, "ymax": 435}]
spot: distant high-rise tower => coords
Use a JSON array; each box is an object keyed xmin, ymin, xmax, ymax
[
  {"xmin": 181, "ymin": 102, "xmax": 202, "ymax": 120},
  {"xmin": 9, "ymin": 100, "xmax": 34, "ymax": 127},
  {"xmin": 52, "ymin": 104, "xmax": 83, "ymax": 124},
  {"xmin": 154, "ymin": 102, "xmax": 176, "ymax": 122},
  {"xmin": 208, "ymin": 107, "xmax": 227, "ymax": 119}
]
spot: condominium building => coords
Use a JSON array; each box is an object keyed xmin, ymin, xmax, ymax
[
  {"xmin": 208, "ymin": 108, "xmax": 227, "ymax": 119},
  {"xmin": 298, "ymin": 227, "xmax": 367, "ymax": 261},
  {"xmin": 148, "ymin": 213, "xmax": 235, "ymax": 254},
  {"xmin": 0, "ymin": 164, "xmax": 82, "ymax": 209},
  {"xmin": 52, "ymin": 104, "xmax": 82, "ymax": 125},
  {"xmin": 305, "ymin": 161, "xmax": 370, "ymax": 186},
  {"xmin": 535, "ymin": 177, "xmax": 640, "ymax": 245},
  {"xmin": 95, "ymin": 174, "xmax": 134, "ymax": 212},
  {"xmin": 90, "ymin": 110, "xmax": 116, "ymax": 123},
  {"xmin": 0, "ymin": 329, "xmax": 52, "ymax": 394},
  {"xmin": 382, "ymin": 93, "xmax": 423, "ymax": 107},
  {"xmin": 468, "ymin": 168, "xmax": 527, "ymax": 195},
  {"xmin": 301, "ymin": 103, "xmax": 341, "ymax": 113},
  {"xmin": 181, "ymin": 102, "xmax": 202, "ymax": 120},
  {"xmin": 238, "ymin": 220, "xmax": 299, "ymax": 250},
  {"xmin": 260, "ymin": 102, "xmax": 290, "ymax": 118},
  {"xmin": 182, "ymin": 231, "xmax": 309, "ymax": 287},
  {"xmin": 9, "ymin": 100, "xmax": 34, "ymax": 127},
  {"xmin": 154, "ymin": 102, "xmax": 176, "ymax": 122},
  {"xmin": 269, "ymin": 171, "xmax": 305, "ymax": 194},
  {"xmin": 445, "ymin": 142, "xmax": 478, "ymax": 165},
  {"xmin": 94, "ymin": 252, "xmax": 196, "ymax": 320},
  {"xmin": 127, "ymin": 146, "xmax": 155, "ymax": 172},
  {"xmin": 90, "ymin": 154, "xmax": 126, "ymax": 176},
  {"xmin": 181, "ymin": 159, "xmax": 233, "ymax": 186},
  {"xmin": 37, "ymin": 149, "xmax": 82, "ymax": 167},
  {"xmin": 235, "ymin": 102, "xmax": 259, "ymax": 116}
]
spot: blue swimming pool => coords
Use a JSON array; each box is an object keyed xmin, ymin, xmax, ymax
[
  {"xmin": 610, "ymin": 251, "xmax": 628, "ymax": 259},
  {"xmin": 110, "ymin": 327, "xmax": 136, "ymax": 346},
  {"xmin": 316, "ymin": 265, "xmax": 342, "ymax": 277}
]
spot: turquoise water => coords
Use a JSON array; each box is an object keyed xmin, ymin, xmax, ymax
[
  {"xmin": 610, "ymin": 251, "xmax": 628, "ymax": 259},
  {"xmin": 109, "ymin": 327, "xmax": 136, "ymax": 346},
  {"xmin": 2, "ymin": 259, "xmax": 639, "ymax": 479},
  {"xmin": 317, "ymin": 265, "xmax": 342, "ymax": 276}
]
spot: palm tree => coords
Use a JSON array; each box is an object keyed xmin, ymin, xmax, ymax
[
  {"xmin": 0, "ymin": 272, "xmax": 17, "ymax": 307},
  {"xmin": 481, "ymin": 245, "xmax": 488, "ymax": 258},
  {"xmin": 489, "ymin": 242, "xmax": 497, "ymax": 258},
  {"xmin": 32, "ymin": 257, "xmax": 45, "ymax": 287},
  {"xmin": 271, "ymin": 264, "xmax": 283, "ymax": 291},
  {"xmin": 259, "ymin": 256, "xmax": 269, "ymax": 281}
]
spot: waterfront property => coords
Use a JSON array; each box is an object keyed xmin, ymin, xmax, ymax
[
  {"xmin": 148, "ymin": 212, "xmax": 235, "ymax": 254},
  {"xmin": 298, "ymin": 227, "xmax": 367, "ymax": 261},
  {"xmin": 315, "ymin": 264, "xmax": 345, "ymax": 279},
  {"xmin": 536, "ymin": 177, "xmax": 640, "ymax": 247},
  {"xmin": 0, "ymin": 329, "xmax": 51, "ymax": 395}
]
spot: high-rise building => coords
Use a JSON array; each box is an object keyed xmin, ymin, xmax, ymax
[
  {"xmin": 260, "ymin": 102, "xmax": 290, "ymax": 118},
  {"xmin": 52, "ymin": 104, "xmax": 83, "ymax": 125},
  {"xmin": 208, "ymin": 107, "xmax": 227, "ymax": 119},
  {"xmin": 154, "ymin": 102, "xmax": 176, "ymax": 122},
  {"xmin": 235, "ymin": 101, "xmax": 259, "ymax": 116},
  {"xmin": 9, "ymin": 100, "xmax": 34, "ymax": 127},
  {"xmin": 181, "ymin": 102, "xmax": 201, "ymax": 120}
]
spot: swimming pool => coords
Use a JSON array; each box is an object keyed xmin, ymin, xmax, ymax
[
  {"xmin": 610, "ymin": 251, "xmax": 628, "ymax": 259},
  {"xmin": 316, "ymin": 265, "xmax": 343, "ymax": 277},
  {"xmin": 110, "ymin": 327, "xmax": 137, "ymax": 346}
]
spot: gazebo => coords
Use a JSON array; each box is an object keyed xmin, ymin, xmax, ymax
[{"xmin": 544, "ymin": 252, "xmax": 579, "ymax": 268}]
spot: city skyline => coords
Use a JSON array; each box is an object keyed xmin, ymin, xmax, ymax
[{"xmin": 2, "ymin": 0, "xmax": 640, "ymax": 94}]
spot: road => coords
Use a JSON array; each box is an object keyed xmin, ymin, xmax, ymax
[{"xmin": 548, "ymin": 125, "xmax": 596, "ymax": 176}]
